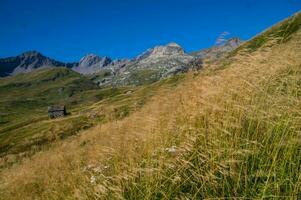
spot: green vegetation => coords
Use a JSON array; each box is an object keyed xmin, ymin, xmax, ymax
[
  {"xmin": 0, "ymin": 68, "xmax": 184, "ymax": 168},
  {"xmin": 120, "ymin": 65, "xmax": 301, "ymax": 199},
  {"xmin": 233, "ymin": 12, "xmax": 301, "ymax": 54},
  {"xmin": 126, "ymin": 69, "xmax": 160, "ymax": 85},
  {"xmin": 0, "ymin": 67, "xmax": 96, "ymax": 127},
  {"xmin": 1, "ymin": 11, "xmax": 301, "ymax": 200}
]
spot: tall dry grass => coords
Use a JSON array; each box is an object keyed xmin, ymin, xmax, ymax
[{"xmin": 1, "ymin": 30, "xmax": 301, "ymax": 199}]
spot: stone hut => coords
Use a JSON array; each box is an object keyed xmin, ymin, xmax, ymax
[{"xmin": 48, "ymin": 106, "xmax": 66, "ymax": 118}]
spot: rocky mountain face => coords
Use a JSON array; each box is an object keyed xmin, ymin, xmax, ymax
[
  {"xmin": 0, "ymin": 38, "xmax": 242, "ymax": 85},
  {"xmin": 94, "ymin": 39, "xmax": 243, "ymax": 86},
  {"xmin": 190, "ymin": 37, "xmax": 243, "ymax": 60},
  {"xmin": 0, "ymin": 51, "xmax": 67, "ymax": 76},
  {"xmin": 109, "ymin": 42, "xmax": 195, "ymax": 85},
  {"xmin": 0, "ymin": 51, "xmax": 115, "ymax": 77},
  {"xmin": 135, "ymin": 42, "xmax": 186, "ymax": 61},
  {"xmin": 71, "ymin": 54, "xmax": 112, "ymax": 74}
]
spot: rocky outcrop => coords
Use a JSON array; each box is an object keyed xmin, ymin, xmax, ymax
[
  {"xmin": 72, "ymin": 54, "xmax": 112, "ymax": 74},
  {"xmin": 0, "ymin": 51, "xmax": 66, "ymax": 76},
  {"xmin": 135, "ymin": 42, "xmax": 186, "ymax": 61},
  {"xmin": 110, "ymin": 42, "xmax": 195, "ymax": 85},
  {"xmin": 190, "ymin": 37, "xmax": 243, "ymax": 60}
]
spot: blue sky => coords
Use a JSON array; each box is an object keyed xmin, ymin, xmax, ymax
[{"xmin": 0, "ymin": 0, "xmax": 300, "ymax": 62}]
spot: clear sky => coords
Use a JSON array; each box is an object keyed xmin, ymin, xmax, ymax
[{"xmin": 0, "ymin": 0, "xmax": 300, "ymax": 62}]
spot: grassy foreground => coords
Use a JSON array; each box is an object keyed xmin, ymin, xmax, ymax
[{"xmin": 0, "ymin": 13, "xmax": 301, "ymax": 199}]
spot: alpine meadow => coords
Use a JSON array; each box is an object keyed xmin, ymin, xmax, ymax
[{"xmin": 0, "ymin": 1, "xmax": 301, "ymax": 199}]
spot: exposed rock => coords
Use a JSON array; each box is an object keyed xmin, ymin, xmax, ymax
[
  {"xmin": 0, "ymin": 38, "xmax": 242, "ymax": 86},
  {"xmin": 0, "ymin": 51, "xmax": 67, "ymax": 76},
  {"xmin": 190, "ymin": 37, "xmax": 243, "ymax": 60},
  {"xmin": 111, "ymin": 42, "xmax": 194, "ymax": 85},
  {"xmin": 188, "ymin": 58, "xmax": 203, "ymax": 71},
  {"xmin": 110, "ymin": 59, "xmax": 131, "ymax": 74},
  {"xmin": 135, "ymin": 42, "xmax": 186, "ymax": 62},
  {"xmin": 72, "ymin": 54, "xmax": 112, "ymax": 74}
]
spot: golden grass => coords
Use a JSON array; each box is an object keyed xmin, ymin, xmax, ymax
[{"xmin": 1, "ymin": 30, "xmax": 301, "ymax": 199}]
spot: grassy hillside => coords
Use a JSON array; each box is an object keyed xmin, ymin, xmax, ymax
[
  {"xmin": 0, "ymin": 67, "xmax": 96, "ymax": 127},
  {"xmin": 0, "ymin": 67, "xmax": 184, "ymax": 168},
  {"xmin": 0, "ymin": 68, "xmax": 102, "ymax": 165},
  {"xmin": 1, "ymin": 12, "xmax": 301, "ymax": 199},
  {"xmin": 233, "ymin": 12, "xmax": 301, "ymax": 54}
]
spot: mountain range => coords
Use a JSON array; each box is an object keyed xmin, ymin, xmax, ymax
[{"xmin": 0, "ymin": 38, "xmax": 243, "ymax": 85}]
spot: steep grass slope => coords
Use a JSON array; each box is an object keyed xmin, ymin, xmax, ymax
[
  {"xmin": 0, "ymin": 68, "xmax": 104, "ymax": 160},
  {"xmin": 1, "ymin": 12, "xmax": 301, "ymax": 199},
  {"xmin": 0, "ymin": 67, "xmax": 96, "ymax": 127},
  {"xmin": 0, "ymin": 68, "xmax": 184, "ymax": 169}
]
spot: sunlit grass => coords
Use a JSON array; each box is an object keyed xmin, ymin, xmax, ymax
[{"xmin": 0, "ymin": 12, "xmax": 301, "ymax": 200}]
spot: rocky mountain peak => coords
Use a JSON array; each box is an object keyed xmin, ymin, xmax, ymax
[
  {"xmin": 135, "ymin": 42, "xmax": 185, "ymax": 61},
  {"xmin": 0, "ymin": 51, "xmax": 67, "ymax": 76},
  {"xmin": 79, "ymin": 54, "xmax": 111, "ymax": 66},
  {"xmin": 166, "ymin": 42, "xmax": 182, "ymax": 48},
  {"xmin": 151, "ymin": 42, "xmax": 185, "ymax": 56},
  {"xmin": 18, "ymin": 51, "xmax": 51, "ymax": 67},
  {"xmin": 79, "ymin": 53, "xmax": 98, "ymax": 61},
  {"xmin": 72, "ymin": 54, "xmax": 112, "ymax": 75}
]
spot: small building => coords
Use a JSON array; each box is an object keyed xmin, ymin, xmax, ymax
[{"xmin": 48, "ymin": 106, "xmax": 66, "ymax": 118}]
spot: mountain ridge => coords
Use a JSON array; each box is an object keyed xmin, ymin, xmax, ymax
[
  {"xmin": 0, "ymin": 38, "xmax": 242, "ymax": 79},
  {"xmin": 0, "ymin": 51, "xmax": 68, "ymax": 76},
  {"xmin": 190, "ymin": 37, "xmax": 243, "ymax": 60}
]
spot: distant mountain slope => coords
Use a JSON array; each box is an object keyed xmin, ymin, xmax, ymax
[
  {"xmin": 0, "ymin": 66, "xmax": 184, "ymax": 166},
  {"xmin": 110, "ymin": 42, "xmax": 195, "ymax": 85},
  {"xmin": 0, "ymin": 67, "xmax": 98, "ymax": 126},
  {"xmin": 0, "ymin": 67, "xmax": 98, "ymax": 103},
  {"xmin": 0, "ymin": 37, "xmax": 242, "ymax": 80},
  {"xmin": 91, "ymin": 39, "xmax": 242, "ymax": 86},
  {"xmin": 0, "ymin": 51, "xmax": 69, "ymax": 76},
  {"xmin": 190, "ymin": 37, "xmax": 243, "ymax": 60},
  {"xmin": 71, "ymin": 54, "xmax": 113, "ymax": 74}
]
